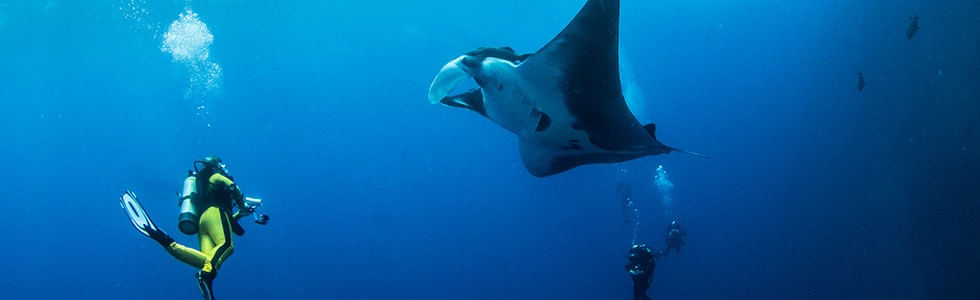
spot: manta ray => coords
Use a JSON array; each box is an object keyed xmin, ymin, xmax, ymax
[{"xmin": 427, "ymin": 0, "xmax": 704, "ymax": 177}]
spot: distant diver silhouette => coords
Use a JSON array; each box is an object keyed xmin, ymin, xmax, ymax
[
  {"xmin": 857, "ymin": 69, "xmax": 866, "ymax": 92},
  {"xmin": 905, "ymin": 11, "xmax": 919, "ymax": 40},
  {"xmin": 663, "ymin": 221, "xmax": 687, "ymax": 256}
]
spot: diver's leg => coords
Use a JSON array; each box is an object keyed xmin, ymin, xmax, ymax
[
  {"xmin": 198, "ymin": 207, "xmax": 235, "ymax": 273},
  {"xmin": 196, "ymin": 271, "xmax": 216, "ymax": 300},
  {"xmin": 641, "ymin": 275, "xmax": 653, "ymax": 300},
  {"xmin": 632, "ymin": 276, "xmax": 651, "ymax": 300},
  {"xmin": 133, "ymin": 210, "xmax": 207, "ymax": 269},
  {"xmin": 165, "ymin": 241, "xmax": 209, "ymax": 269},
  {"xmin": 142, "ymin": 224, "xmax": 207, "ymax": 268},
  {"xmin": 199, "ymin": 228, "xmax": 215, "ymax": 256},
  {"xmin": 632, "ymin": 281, "xmax": 643, "ymax": 300},
  {"xmin": 195, "ymin": 207, "xmax": 234, "ymax": 300}
]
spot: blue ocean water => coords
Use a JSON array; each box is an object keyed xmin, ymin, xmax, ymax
[{"xmin": 1, "ymin": 0, "xmax": 978, "ymax": 299}]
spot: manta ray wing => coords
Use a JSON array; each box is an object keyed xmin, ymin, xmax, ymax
[
  {"xmin": 509, "ymin": 0, "xmax": 673, "ymax": 176},
  {"xmin": 518, "ymin": 0, "xmax": 655, "ymax": 151}
]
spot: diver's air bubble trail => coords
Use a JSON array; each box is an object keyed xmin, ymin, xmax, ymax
[
  {"xmin": 160, "ymin": 8, "xmax": 222, "ymax": 126},
  {"xmin": 655, "ymin": 165, "xmax": 675, "ymax": 218},
  {"xmin": 120, "ymin": 1, "xmax": 221, "ymax": 128},
  {"xmin": 161, "ymin": 10, "xmax": 213, "ymax": 62},
  {"xmin": 618, "ymin": 168, "xmax": 641, "ymax": 246},
  {"xmin": 625, "ymin": 186, "xmax": 640, "ymax": 246},
  {"xmin": 119, "ymin": 0, "xmax": 157, "ymax": 34},
  {"xmin": 630, "ymin": 205, "xmax": 640, "ymax": 246}
]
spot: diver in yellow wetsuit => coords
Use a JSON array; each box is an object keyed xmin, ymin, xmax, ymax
[{"xmin": 144, "ymin": 155, "xmax": 253, "ymax": 300}]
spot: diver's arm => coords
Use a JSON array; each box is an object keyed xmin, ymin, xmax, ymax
[
  {"xmin": 210, "ymin": 173, "xmax": 251, "ymax": 220},
  {"xmin": 228, "ymin": 182, "xmax": 251, "ymax": 221},
  {"xmin": 230, "ymin": 188, "xmax": 252, "ymax": 221}
]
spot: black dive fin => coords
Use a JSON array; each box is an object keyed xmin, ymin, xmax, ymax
[
  {"xmin": 119, "ymin": 190, "xmax": 160, "ymax": 238},
  {"xmin": 196, "ymin": 272, "xmax": 216, "ymax": 300}
]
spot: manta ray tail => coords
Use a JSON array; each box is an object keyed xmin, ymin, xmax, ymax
[
  {"xmin": 642, "ymin": 124, "xmax": 709, "ymax": 158},
  {"xmin": 668, "ymin": 147, "xmax": 711, "ymax": 159}
]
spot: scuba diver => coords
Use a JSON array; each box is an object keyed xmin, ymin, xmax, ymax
[
  {"xmin": 120, "ymin": 155, "xmax": 268, "ymax": 300},
  {"xmin": 906, "ymin": 11, "xmax": 919, "ymax": 40},
  {"xmin": 625, "ymin": 244, "xmax": 656, "ymax": 300},
  {"xmin": 857, "ymin": 69, "xmax": 866, "ymax": 92},
  {"xmin": 663, "ymin": 221, "xmax": 687, "ymax": 256}
]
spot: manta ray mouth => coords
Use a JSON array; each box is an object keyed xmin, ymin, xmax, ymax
[{"xmin": 428, "ymin": 55, "xmax": 471, "ymax": 104}]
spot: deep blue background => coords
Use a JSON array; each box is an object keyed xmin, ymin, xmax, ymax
[{"xmin": 1, "ymin": 0, "xmax": 978, "ymax": 299}]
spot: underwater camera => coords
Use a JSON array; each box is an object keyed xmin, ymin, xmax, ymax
[{"xmin": 244, "ymin": 197, "xmax": 270, "ymax": 225}]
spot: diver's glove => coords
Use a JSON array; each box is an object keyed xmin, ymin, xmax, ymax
[
  {"xmin": 232, "ymin": 206, "xmax": 254, "ymax": 221},
  {"xmin": 144, "ymin": 225, "xmax": 174, "ymax": 248}
]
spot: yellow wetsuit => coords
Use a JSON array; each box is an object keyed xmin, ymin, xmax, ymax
[{"xmin": 166, "ymin": 172, "xmax": 246, "ymax": 274}]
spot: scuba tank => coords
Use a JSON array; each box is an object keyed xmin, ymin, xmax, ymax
[{"xmin": 177, "ymin": 172, "xmax": 201, "ymax": 235}]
